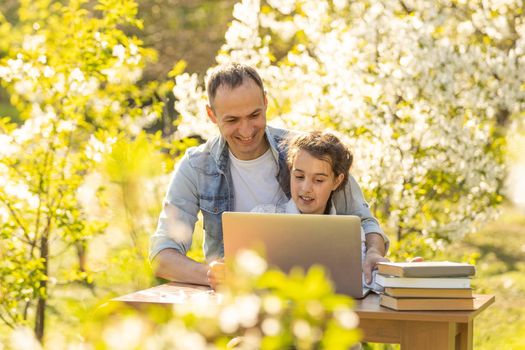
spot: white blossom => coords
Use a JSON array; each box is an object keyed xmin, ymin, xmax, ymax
[
  {"xmin": 69, "ymin": 68, "xmax": 85, "ymax": 82},
  {"xmin": 53, "ymin": 73, "xmax": 66, "ymax": 93},
  {"xmin": 261, "ymin": 317, "xmax": 280, "ymax": 336},
  {"xmin": 14, "ymin": 80, "xmax": 33, "ymax": 96},
  {"xmin": 56, "ymin": 119, "xmax": 76, "ymax": 132},
  {"xmin": 262, "ymin": 295, "xmax": 282, "ymax": 315},
  {"xmin": 219, "ymin": 304, "xmax": 241, "ymax": 333},
  {"xmin": 4, "ymin": 182, "xmax": 39, "ymax": 209},
  {"xmin": 334, "ymin": 308, "xmax": 359, "ymax": 329},
  {"xmin": 43, "ymin": 66, "xmax": 54, "ymax": 78},
  {"xmin": 0, "ymin": 206, "xmax": 9, "ymax": 222},
  {"xmin": 267, "ymin": 0, "xmax": 295, "ymax": 15},
  {"xmin": 0, "ymin": 134, "xmax": 18, "ymax": 157},
  {"xmin": 129, "ymin": 43, "xmax": 139, "ymax": 56},
  {"xmin": 235, "ymin": 294, "xmax": 261, "ymax": 327},
  {"xmin": 22, "ymin": 35, "xmax": 46, "ymax": 52},
  {"xmin": 292, "ymin": 319, "xmax": 311, "ymax": 339},
  {"xmin": 85, "ymin": 134, "xmax": 116, "ymax": 163},
  {"xmin": 173, "ymin": 73, "xmax": 215, "ymax": 139},
  {"xmin": 235, "ymin": 249, "xmax": 267, "ymax": 276},
  {"xmin": 173, "ymin": 0, "xmax": 521, "ymax": 240},
  {"xmin": 112, "ymin": 44, "xmax": 126, "ymax": 61},
  {"xmin": 12, "ymin": 105, "xmax": 55, "ymax": 144},
  {"xmin": 102, "ymin": 318, "xmax": 145, "ymax": 350}
]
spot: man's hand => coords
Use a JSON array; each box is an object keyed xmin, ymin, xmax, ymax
[
  {"xmin": 364, "ymin": 252, "xmax": 424, "ymax": 284},
  {"xmin": 207, "ymin": 259, "xmax": 226, "ymax": 290},
  {"xmin": 363, "ymin": 248, "xmax": 389, "ymax": 284},
  {"xmin": 364, "ymin": 233, "xmax": 389, "ymax": 284}
]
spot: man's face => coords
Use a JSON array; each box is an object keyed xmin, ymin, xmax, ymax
[{"xmin": 207, "ymin": 80, "xmax": 268, "ymax": 160}]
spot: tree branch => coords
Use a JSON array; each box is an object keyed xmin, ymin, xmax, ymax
[
  {"xmin": 398, "ymin": 0, "xmax": 413, "ymax": 14},
  {"xmin": 0, "ymin": 306, "xmax": 17, "ymax": 329},
  {"xmin": 0, "ymin": 195, "xmax": 32, "ymax": 243}
]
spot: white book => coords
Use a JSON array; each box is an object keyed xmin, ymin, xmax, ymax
[{"xmin": 376, "ymin": 274, "xmax": 471, "ymax": 289}]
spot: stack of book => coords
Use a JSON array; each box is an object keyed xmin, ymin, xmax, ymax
[{"xmin": 376, "ymin": 261, "xmax": 476, "ymax": 311}]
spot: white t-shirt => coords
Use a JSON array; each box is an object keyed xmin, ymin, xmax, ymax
[{"xmin": 229, "ymin": 148, "xmax": 287, "ymax": 212}]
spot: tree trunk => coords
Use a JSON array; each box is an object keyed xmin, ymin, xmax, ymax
[
  {"xmin": 76, "ymin": 242, "xmax": 86, "ymax": 273},
  {"xmin": 34, "ymin": 234, "xmax": 48, "ymax": 343}
]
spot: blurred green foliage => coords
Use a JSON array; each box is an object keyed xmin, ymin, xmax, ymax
[{"xmin": 4, "ymin": 251, "xmax": 361, "ymax": 349}]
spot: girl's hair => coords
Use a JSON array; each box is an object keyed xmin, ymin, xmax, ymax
[{"xmin": 286, "ymin": 131, "xmax": 353, "ymax": 192}]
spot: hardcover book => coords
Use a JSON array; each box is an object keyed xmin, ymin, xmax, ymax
[
  {"xmin": 379, "ymin": 294, "xmax": 476, "ymax": 311},
  {"xmin": 384, "ymin": 287, "xmax": 474, "ymax": 299},
  {"xmin": 375, "ymin": 274, "xmax": 471, "ymax": 289},
  {"xmin": 377, "ymin": 261, "xmax": 475, "ymax": 278}
]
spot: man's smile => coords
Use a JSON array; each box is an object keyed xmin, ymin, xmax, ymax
[{"xmin": 236, "ymin": 135, "xmax": 255, "ymax": 143}]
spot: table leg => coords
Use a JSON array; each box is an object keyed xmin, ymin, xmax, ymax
[
  {"xmin": 400, "ymin": 321, "xmax": 456, "ymax": 350},
  {"xmin": 456, "ymin": 320, "xmax": 473, "ymax": 350}
]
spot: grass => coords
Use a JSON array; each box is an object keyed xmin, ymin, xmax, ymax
[
  {"xmin": 365, "ymin": 205, "xmax": 525, "ymax": 350},
  {"xmin": 464, "ymin": 207, "xmax": 525, "ymax": 349}
]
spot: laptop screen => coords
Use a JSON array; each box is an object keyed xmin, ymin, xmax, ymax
[{"xmin": 222, "ymin": 212, "xmax": 367, "ymax": 298}]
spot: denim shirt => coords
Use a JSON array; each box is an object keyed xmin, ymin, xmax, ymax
[{"xmin": 150, "ymin": 126, "xmax": 388, "ymax": 262}]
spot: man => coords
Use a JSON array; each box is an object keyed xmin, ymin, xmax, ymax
[{"xmin": 150, "ymin": 62, "xmax": 389, "ymax": 289}]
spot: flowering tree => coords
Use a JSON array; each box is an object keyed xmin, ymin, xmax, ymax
[
  {"xmin": 173, "ymin": 0, "xmax": 525, "ymax": 254},
  {"xmin": 0, "ymin": 0, "xmax": 164, "ymax": 341}
]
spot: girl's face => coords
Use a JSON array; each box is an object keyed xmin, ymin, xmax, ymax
[{"xmin": 290, "ymin": 150, "xmax": 344, "ymax": 215}]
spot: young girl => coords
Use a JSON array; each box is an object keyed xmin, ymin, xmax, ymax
[
  {"xmin": 252, "ymin": 131, "xmax": 352, "ymax": 215},
  {"xmin": 252, "ymin": 131, "xmax": 380, "ymax": 292}
]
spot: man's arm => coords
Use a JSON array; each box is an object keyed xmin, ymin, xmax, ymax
[
  {"xmin": 332, "ymin": 175, "xmax": 390, "ymax": 281},
  {"xmin": 150, "ymin": 153, "xmax": 205, "ymax": 281},
  {"xmin": 153, "ymin": 248, "xmax": 209, "ymax": 285},
  {"xmin": 153, "ymin": 249, "xmax": 225, "ymax": 289}
]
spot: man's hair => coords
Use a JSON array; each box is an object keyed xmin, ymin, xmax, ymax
[
  {"xmin": 286, "ymin": 131, "xmax": 353, "ymax": 192},
  {"xmin": 206, "ymin": 62, "xmax": 265, "ymax": 107}
]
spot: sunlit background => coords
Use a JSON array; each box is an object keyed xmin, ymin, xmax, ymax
[{"xmin": 1, "ymin": 0, "xmax": 524, "ymax": 349}]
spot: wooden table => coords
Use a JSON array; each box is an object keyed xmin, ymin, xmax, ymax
[
  {"xmin": 114, "ymin": 283, "xmax": 494, "ymax": 350},
  {"xmin": 355, "ymin": 293, "xmax": 494, "ymax": 350}
]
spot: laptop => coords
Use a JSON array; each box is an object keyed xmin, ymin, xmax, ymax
[{"xmin": 222, "ymin": 212, "xmax": 370, "ymax": 299}]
